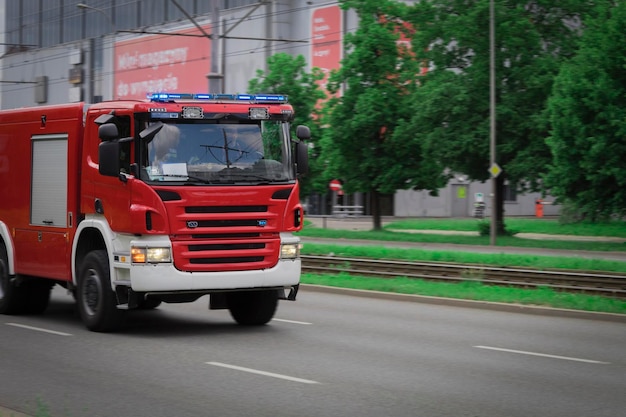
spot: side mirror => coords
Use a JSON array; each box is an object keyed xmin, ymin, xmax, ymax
[
  {"xmin": 295, "ymin": 141, "xmax": 309, "ymax": 175},
  {"xmin": 296, "ymin": 125, "xmax": 311, "ymax": 141},
  {"xmin": 99, "ymin": 123, "xmax": 119, "ymax": 141},
  {"xmin": 99, "ymin": 137, "xmax": 133, "ymax": 178},
  {"xmin": 98, "ymin": 140, "xmax": 121, "ymax": 177}
]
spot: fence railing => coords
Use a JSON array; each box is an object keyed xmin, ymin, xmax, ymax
[{"xmin": 332, "ymin": 205, "xmax": 364, "ymax": 216}]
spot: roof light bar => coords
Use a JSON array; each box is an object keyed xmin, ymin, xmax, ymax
[{"xmin": 147, "ymin": 92, "xmax": 288, "ymax": 104}]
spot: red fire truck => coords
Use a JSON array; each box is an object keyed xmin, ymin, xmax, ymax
[{"xmin": 0, "ymin": 92, "xmax": 309, "ymax": 332}]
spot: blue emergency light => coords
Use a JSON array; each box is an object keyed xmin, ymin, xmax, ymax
[{"xmin": 147, "ymin": 92, "xmax": 288, "ymax": 104}]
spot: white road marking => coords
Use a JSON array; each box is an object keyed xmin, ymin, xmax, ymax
[
  {"xmin": 6, "ymin": 322, "xmax": 72, "ymax": 337},
  {"xmin": 474, "ymin": 345, "xmax": 609, "ymax": 364},
  {"xmin": 272, "ymin": 318, "xmax": 312, "ymax": 325},
  {"xmin": 206, "ymin": 361, "xmax": 319, "ymax": 384}
]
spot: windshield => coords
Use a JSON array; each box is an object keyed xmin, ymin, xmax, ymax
[{"xmin": 140, "ymin": 121, "xmax": 293, "ymax": 184}]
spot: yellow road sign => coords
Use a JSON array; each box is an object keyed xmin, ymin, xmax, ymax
[{"xmin": 489, "ymin": 163, "xmax": 502, "ymax": 178}]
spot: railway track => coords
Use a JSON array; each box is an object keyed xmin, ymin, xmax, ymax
[{"xmin": 301, "ymin": 255, "xmax": 626, "ymax": 298}]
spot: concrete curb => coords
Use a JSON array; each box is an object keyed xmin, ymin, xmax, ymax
[
  {"xmin": 300, "ymin": 284, "xmax": 626, "ymax": 323},
  {"xmin": 0, "ymin": 406, "xmax": 31, "ymax": 417}
]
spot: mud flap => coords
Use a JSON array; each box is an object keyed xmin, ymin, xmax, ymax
[{"xmin": 283, "ymin": 284, "xmax": 299, "ymax": 301}]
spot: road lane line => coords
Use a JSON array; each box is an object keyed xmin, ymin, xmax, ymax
[
  {"xmin": 206, "ymin": 362, "xmax": 319, "ymax": 384},
  {"xmin": 6, "ymin": 323, "xmax": 72, "ymax": 337},
  {"xmin": 272, "ymin": 318, "xmax": 312, "ymax": 325},
  {"xmin": 474, "ymin": 345, "xmax": 609, "ymax": 364}
]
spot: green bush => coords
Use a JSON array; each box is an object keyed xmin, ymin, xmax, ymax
[
  {"xmin": 477, "ymin": 220, "xmax": 518, "ymax": 236},
  {"xmin": 477, "ymin": 220, "xmax": 490, "ymax": 236}
]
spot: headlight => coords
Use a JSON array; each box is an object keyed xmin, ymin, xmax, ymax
[
  {"xmin": 131, "ymin": 247, "xmax": 172, "ymax": 264},
  {"xmin": 280, "ymin": 243, "xmax": 301, "ymax": 259}
]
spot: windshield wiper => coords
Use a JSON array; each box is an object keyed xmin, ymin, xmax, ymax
[
  {"xmin": 238, "ymin": 173, "xmax": 277, "ymax": 182},
  {"xmin": 150, "ymin": 174, "xmax": 213, "ymax": 184}
]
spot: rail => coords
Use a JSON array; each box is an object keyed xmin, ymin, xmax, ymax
[{"xmin": 301, "ymin": 255, "xmax": 626, "ymax": 298}]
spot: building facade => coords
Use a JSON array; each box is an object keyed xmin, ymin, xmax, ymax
[{"xmin": 0, "ymin": 0, "xmax": 558, "ymax": 217}]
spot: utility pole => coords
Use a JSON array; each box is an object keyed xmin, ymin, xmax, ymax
[
  {"xmin": 207, "ymin": 1, "xmax": 223, "ymax": 93},
  {"xmin": 77, "ymin": 3, "xmax": 116, "ymax": 103},
  {"xmin": 489, "ymin": 0, "xmax": 497, "ymax": 246}
]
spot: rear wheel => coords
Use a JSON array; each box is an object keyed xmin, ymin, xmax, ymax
[
  {"xmin": 0, "ymin": 242, "xmax": 25, "ymax": 315},
  {"xmin": 77, "ymin": 250, "xmax": 124, "ymax": 332},
  {"xmin": 227, "ymin": 290, "xmax": 278, "ymax": 325}
]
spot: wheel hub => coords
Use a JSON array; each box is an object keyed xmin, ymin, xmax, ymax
[{"xmin": 82, "ymin": 270, "xmax": 102, "ymax": 314}]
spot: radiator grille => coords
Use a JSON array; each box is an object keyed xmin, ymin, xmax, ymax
[{"xmin": 171, "ymin": 204, "xmax": 280, "ymax": 272}]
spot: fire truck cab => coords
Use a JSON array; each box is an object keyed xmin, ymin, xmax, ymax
[{"xmin": 0, "ymin": 93, "xmax": 309, "ymax": 331}]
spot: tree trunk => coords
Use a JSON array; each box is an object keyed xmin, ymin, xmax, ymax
[
  {"xmin": 371, "ymin": 190, "xmax": 383, "ymax": 231},
  {"xmin": 494, "ymin": 174, "xmax": 506, "ymax": 235}
]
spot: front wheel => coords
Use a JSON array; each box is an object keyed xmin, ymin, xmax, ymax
[
  {"xmin": 77, "ymin": 250, "xmax": 124, "ymax": 332},
  {"xmin": 227, "ymin": 290, "xmax": 278, "ymax": 325}
]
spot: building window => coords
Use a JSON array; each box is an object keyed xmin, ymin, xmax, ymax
[
  {"xmin": 63, "ymin": 0, "xmax": 83, "ymax": 43},
  {"xmin": 3, "ymin": 0, "xmax": 262, "ymax": 53},
  {"xmin": 116, "ymin": 1, "xmax": 140, "ymax": 31},
  {"xmin": 4, "ymin": 1, "xmax": 23, "ymax": 52},
  {"xmin": 168, "ymin": 0, "xmax": 196, "ymax": 20},
  {"xmin": 42, "ymin": 0, "xmax": 62, "ymax": 47},
  {"xmin": 140, "ymin": 0, "xmax": 166, "ymax": 27},
  {"xmin": 225, "ymin": 0, "xmax": 258, "ymax": 8},
  {"xmin": 22, "ymin": 0, "xmax": 41, "ymax": 48},
  {"xmin": 503, "ymin": 183, "xmax": 517, "ymax": 202}
]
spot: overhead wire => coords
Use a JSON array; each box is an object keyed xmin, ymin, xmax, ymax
[{"xmin": 1, "ymin": 1, "xmax": 347, "ymax": 95}]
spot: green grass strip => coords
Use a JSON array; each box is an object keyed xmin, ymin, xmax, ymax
[
  {"xmin": 299, "ymin": 218, "xmax": 626, "ymax": 314},
  {"xmin": 302, "ymin": 273, "xmax": 626, "ymax": 315},
  {"xmin": 385, "ymin": 218, "xmax": 626, "ymax": 237}
]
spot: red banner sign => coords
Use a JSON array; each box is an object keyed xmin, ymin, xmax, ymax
[
  {"xmin": 311, "ymin": 5, "xmax": 342, "ymax": 103},
  {"xmin": 114, "ymin": 26, "xmax": 211, "ymax": 100}
]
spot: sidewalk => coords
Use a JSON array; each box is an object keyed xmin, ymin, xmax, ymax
[
  {"xmin": 305, "ymin": 216, "xmax": 626, "ymax": 243},
  {"xmin": 302, "ymin": 216, "xmax": 626, "ymax": 261}
]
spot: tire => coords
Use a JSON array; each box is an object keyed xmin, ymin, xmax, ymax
[
  {"xmin": 77, "ymin": 250, "xmax": 124, "ymax": 332},
  {"xmin": 0, "ymin": 242, "xmax": 25, "ymax": 315},
  {"xmin": 227, "ymin": 290, "xmax": 278, "ymax": 325}
]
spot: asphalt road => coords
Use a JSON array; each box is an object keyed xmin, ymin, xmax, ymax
[{"xmin": 1, "ymin": 286, "xmax": 624, "ymax": 417}]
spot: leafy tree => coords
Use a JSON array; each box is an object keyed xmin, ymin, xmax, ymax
[
  {"xmin": 248, "ymin": 53, "xmax": 326, "ymax": 196},
  {"xmin": 545, "ymin": 2, "xmax": 626, "ymax": 221},
  {"xmin": 401, "ymin": 0, "xmax": 588, "ymax": 233},
  {"xmin": 320, "ymin": 0, "xmax": 445, "ymax": 230}
]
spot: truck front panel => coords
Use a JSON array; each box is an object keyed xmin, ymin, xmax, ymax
[{"xmin": 83, "ymin": 94, "xmax": 305, "ymax": 297}]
